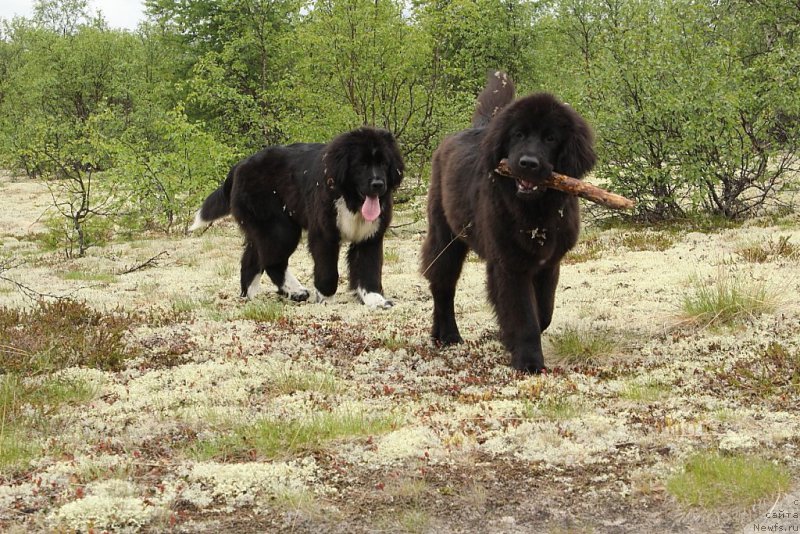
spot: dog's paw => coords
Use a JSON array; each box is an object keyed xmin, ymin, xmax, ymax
[
  {"xmin": 432, "ymin": 327, "xmax": 463, "ymax": 346},
  {"xmin": 511, "ymin": 355, "xmax": 546, "ymax": 374},
  {"xmin": 434, "ymin": 334, "xmax": 463, "ymax": 346},
  {"xmin": 279, "ymin": 271, "xmax": 309, "ymax": 302},
  {"xmin": 356, "ymin": 288, "xmax": 392, "ymax": 309},
  {"xmin": 314, "ymin": 289, "xmax": 331, "ymax": 305},
  {"xmin": 279, "ymin": 288, "xmax": 310, "ymax": 302},
  {"xmin": 291, "ymin": 289, "xmax": 310, "ymax": 302}
]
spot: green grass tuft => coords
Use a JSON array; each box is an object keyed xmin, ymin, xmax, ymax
[
  {"xmin": 0, "ymin": 428, "xmax": 40, "ymax": 472},
  {"xmin": 60, "ymin": 270, "xmax": 117, "ymax": 283},
  {"xmin": 619, "ymin": 231, "xmax": 676, "ymax": 251},
  {"xmin": 393, "ymin": 510, "xmax": 431, "ymax": 534},
  {"xmin": 239, "ymin": 300, "xmax": 287, "ymax": 322},
  {"xmin": 563, "ymin": 233, "xmax": 606, "ymax": 264},
  {"xmin": 267, "ymin": 369, "xmax": 341, "ymax": 396},
  {"xmin": 384, "ymin": 248, "xmax": 401, "ymax": 264},
  {"xmin": 188, "ymin": 410, "xmax": 396, "ymax": 461},
  {"xmin": 548, "ymin": 326, "xmax": 617, "ymax": 365},
  {"xmin": 680, "ymin": 271, "xmax": 777, "ymax": 327},
  {"xmin": 520, "ymin": 378, "xmax": 585, "ymax": 421},
  {"xmin": 619, "ymin": 379, "xmax": 671, "ymax": 403},
  {"xmin": 667, "ymin": 452, "xmax": 790, "ymax": 508},
  {"xmin": 1, "ymin": 374, "xmax": 97, "ymax": 472},
  {"xmin": 736, "ymin": 235, "xmax": 799, "ymax": 263},
  {"xmin": 170, "ymin": 297, "xmax": 204, "ymax": 314},
  {"xmin": 380, "ymin": 332, "xmax": 411, "ymax": 351},
  {"xmin": 535, "ymin": 396, "xmax": 584, "ymax": 421},
  {"xmin": 564, "ymin": 229, "xmax": 675, "ymax": 265}
]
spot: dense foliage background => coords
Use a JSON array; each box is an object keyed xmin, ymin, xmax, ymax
[{"xmin": 1, "ymin": 0, "xmax": 798, "ymax": 255}]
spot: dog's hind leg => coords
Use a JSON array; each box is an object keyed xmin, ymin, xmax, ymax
[
  {"xmin": 240, "ymin": 241, "xmax": 262, "ymax": 298},
  {"xmin": 258, "ymin": 221, "xmax": 308, "ymax": 302},
  {"xmin": 421, "ymin": 218, "xmax": 468, "ymax": 345},
  {"xmin": 242, "ymin": 220, "xmax": 308, "ymax": 301},
  {"xmin": 487, "ymin": 263, "xmax": 545, "ymax": 373}
]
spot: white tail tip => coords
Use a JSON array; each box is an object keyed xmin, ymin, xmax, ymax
[{"xmin": 188, "ymin": 209, "xmax": 208, "ymax": 232}]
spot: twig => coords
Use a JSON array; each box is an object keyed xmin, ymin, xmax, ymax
[
  {"xmin": 421, "ymin": 222, "xmax": 472, "ymax": 276},
  {"xmin": 389, "ymin": 220, "xmax": 419, "ymax": 229},
  {"xmin": 0, "ymin": 272, "xmax": 72, "ymax": 302},
  {"xmin": 495, "ymin": 159, "xmax": 635, "ymax": 211},
  {"xmin": 0, "ymin": 259, "xmax": 83, "ymax": 301},
  {"xmin": 117, "ymin": 251, "xmax": 169, "ymax": 275}
]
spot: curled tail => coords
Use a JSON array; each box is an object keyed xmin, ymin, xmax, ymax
[
  {"xmin": 471, "ymin": 70, "xmax": 516, "ymax": 128},
  {"xmin": 189, "ymin": 165, "xmax": 235, "ymax": 231}
]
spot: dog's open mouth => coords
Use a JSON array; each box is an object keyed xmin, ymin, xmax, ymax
[{"xmin": 516, "ymin": 179, "xmax": 544, "ymax": 194}]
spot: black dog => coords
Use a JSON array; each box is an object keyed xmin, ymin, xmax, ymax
[
  {"xmin": 420, "ymin": 72, "xmax": 596, "ymax": 372},
  {"xmin": 191, "ymin": 127, "xmax": 404, "ymax": 308}
]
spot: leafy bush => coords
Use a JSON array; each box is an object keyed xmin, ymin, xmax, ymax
[
  {"xmin": 1, "ymin": 0, "xmax": 798, "ymax": 229},
  {"xmin": 104, "ymin": 106, "xmax": 235, "ymax": 234},
  {"xmin": 540, "ymin": 0, "xmax": 800, "ymax": 221}
]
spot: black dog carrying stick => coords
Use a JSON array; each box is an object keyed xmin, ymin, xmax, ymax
[{"xmin": 495, "ymin": 159, "xmax": 635, "ymax": 211}]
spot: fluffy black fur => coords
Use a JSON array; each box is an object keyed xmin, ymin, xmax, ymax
[
  {"xmin": 192, "ymin": 127, "xmax": 404, "ymax": 306},
  {"xmin": 420, "ymin": 72, "xmax": 596, "ymax": 372}
]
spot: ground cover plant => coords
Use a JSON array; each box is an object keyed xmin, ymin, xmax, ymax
[
  {"xmin": 0, "ymin": 175, "xmax": 798, "ymax": 532},
  {"xmin": 667, "ymin": 452, "xmax": 790, "ymax": 508},
  {"xmin": 0, "ymin": 1, "xmax": 798, "ymax": 530}
]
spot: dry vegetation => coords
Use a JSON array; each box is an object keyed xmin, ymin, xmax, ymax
[{"xmin": 1, "ymin": 173, "xmax": 799, "ymax": 533}]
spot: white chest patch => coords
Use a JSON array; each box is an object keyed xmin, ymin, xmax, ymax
[{"xmin": 335, "ymin": 198, "xmax": 381, "ymax": 243}]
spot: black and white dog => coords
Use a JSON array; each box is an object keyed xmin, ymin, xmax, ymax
[{"xmin": 190, "ymin": 127, "xmax": 404, "ymax": 308}]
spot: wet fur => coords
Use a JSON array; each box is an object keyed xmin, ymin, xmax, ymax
[
  {"xmin": 195, "ymin": 127, "xmax": 404, "ymax": 303},
  {"xmin": 420, "ymin": 72, "xmax": 596, "ymax": 372}
]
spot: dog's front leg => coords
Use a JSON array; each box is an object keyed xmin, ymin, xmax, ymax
[
  {"xmin": 347, "ymin": 237, "xmax": 392, "ymax": 308},
  {"xmin": 308, "ymin": 232, "xmax": 340, "ymax": 303},
  {"xmin": 533, "ymin": 263, "xmax": 560, "ymax": 332},
  {"xmin": 487, "ymin": 263, "xmax": 545, "ymax": 373}
]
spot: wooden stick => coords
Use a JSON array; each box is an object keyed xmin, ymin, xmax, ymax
[
  {"xmin": 117, "ymin": 251, "xmax": 170, "ymax": 275},
  {"xmin": 494, "ymin": 159, "xmax": 635, "ymax": 211}
]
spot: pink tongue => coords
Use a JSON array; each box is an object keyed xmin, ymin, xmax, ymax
[{"xmin": 361, "ymin": 196, "xmax": 381, "ymax": 222}]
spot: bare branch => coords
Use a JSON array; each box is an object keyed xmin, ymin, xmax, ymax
[{"xmin": 116, "ymin": 251, "xmax": 170, "ymax": 275}]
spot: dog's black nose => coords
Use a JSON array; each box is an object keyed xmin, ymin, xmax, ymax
[
  {"xmin": 519, "ymin": 155, "xmax": 540, "ymax": 170},
  {"xmin": 369, "ymin": 179, "xmax": 385, "ymax": 193}
]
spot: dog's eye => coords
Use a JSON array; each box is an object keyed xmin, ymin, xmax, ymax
[
  {"xmin": 514, "ymin": 131, "xmax": 525, "ymax": 140},
  {"xmin": 545, "ymin": 134, "xmax": 557, "ymax": 143}
]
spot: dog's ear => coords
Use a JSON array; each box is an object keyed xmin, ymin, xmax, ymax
[
  {"xmin": 481, "ymin": 112, "xmax": 510, "ymax": 173},
  {"xmin": 557, "ymin": 107, "xmax": 597, "ymax": 179},
  {"xmin": 324, "ymin": 135, "xmax": 351, "ymax": 192},
  {"xmin": 380, "ymin": 129, "xmax": 405, "ymax": 190}
]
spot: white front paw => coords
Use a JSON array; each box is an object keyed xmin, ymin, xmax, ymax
[{"xmin": 357, "ymin": 287, "xmax": 393, "ymax": 309}]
